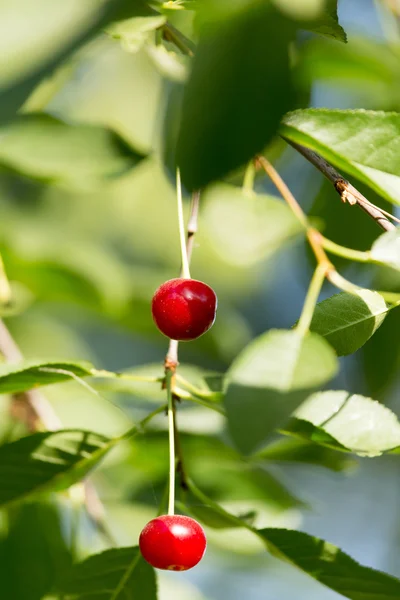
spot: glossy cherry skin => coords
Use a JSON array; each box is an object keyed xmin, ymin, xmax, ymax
[
  {"xmin": 151, "ymin": 278, "xmax": 217, "ymax": 341},
  {"xmin": 139, "ymin": 515, "xmax": 207, "ymax": 571}
]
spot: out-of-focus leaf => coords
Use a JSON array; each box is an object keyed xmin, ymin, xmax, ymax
[
  {"xmin": 107, "ymin": 15, "xmax": 166, "ymax": 53},
  {"xmin": 259, "ymin": 528, "xmax": 400, "ymax": 599},
  {"xmin": 0, "ymin": 114, "xmax": 144, "ymax": 188},
  {"xmin": 202, "ymin": 184, "xmax": 303, "ymax": 266},
  {"xmin": 281, "ymin": 109, "xmax": 400, "ymax": 205},
  {"xmin": 0, "ymin": 360, "xmax": 94, "ymax": 394},
  {"xmin": 274, "ymin": 0, "xmax": 346, "ymax": 41},
  {"xmin": 290, "ymin": 390, "xmax": 400, "ymax": 456},
  {"xmin": 176, "ymin": 2, "xmax": 295, "ymax": 190},
  {"xmin": 59, "ymin": 547, "xmax": 157, "ymax": 600},
  {"xmin": 363, "ymin": 307, "xmax": 400, "ymax": 399},
  {"xmin": 256, "ymin": 435, "xmax": 355, "ymax": 471},
  {"xmin": 371, "ymin": 230, "xmax": 400, "ymax": 272},
  {"xmin": 0, "ymin": 429, "xmax": 117, "ymax": 507},
  {"xmin": 224, "ymin": 329, "xmax": 338, "ymax": 454},
  {"xmin": 0, "ymin": 0, "xmax": 140, "ymax": 122},
  {"xmin": 0, "ymin": 501, "xmax": 71, "ymax": 600},
  {"xmin": 309, "ymin": 290, "xmax": 390, "ymax": 356}
]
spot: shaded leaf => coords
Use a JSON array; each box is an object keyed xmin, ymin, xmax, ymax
[
  {"xmin": 281, "ymin": 109, "xmax": 400, "ymax": 205},
  {"xmin": 0, "ymin": 360, "xmax": 94, "ymax": 394},
  {"xmin": 259, "ymin": 528, "xmax": 400, "ymax": 600},
  {"xmin": 59, "ymin": 547, "xmax": 157, "ymax": 600},
  {"xmin": 224, "ymin": 329, "xmax": 338, "ymax": 454},
  {"xmin": 292, "ymin": 390, "xmax": 400, "ymax": 456},
  {"xmin": 371, "ymin": 230, "xmax": 400, "ymax": 272},
  {"xmin": 256, "ymin": 435, "xmax": 354, "ymax": 471},
  {"xmin": 176, "ymin": 2, "xmax": 295, "ymax": 190},
  {"xmin": 305, "ymin": 0, "xmax": 347, "ymax": 41},
  {"xmin": 0, "ymin": 501, "xmax": 71, "ymax": 600},
  {"xmin": 309, "ymin": 290, "xmax": 389, "ymax": 356},
  {"xmin": 0, "ymin": 429, "xmax": 116, "ymax": 507},
  {"xmin": 0, "ymin": 114, "xmax": 144, "ymax": 188}
]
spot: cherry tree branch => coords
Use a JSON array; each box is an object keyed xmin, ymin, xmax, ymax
[{"xmin": 284, "ymin": 139, "xmax": 397, "ymax": 232}]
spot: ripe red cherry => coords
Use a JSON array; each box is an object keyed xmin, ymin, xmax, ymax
[
  {"xmin": 139, "ymin": 514, "xmax": 207, "ymax": 571},
  {"xmin": 151, "ymin": 278, "xmax": 217, "ymax": 341}
]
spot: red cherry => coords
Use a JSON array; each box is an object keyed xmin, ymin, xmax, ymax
[
  {"xmin": 151, "ymin": 278, "xmax": 217, "ymax": 341},
  {"xmin": 139, "ymin": 515, "xmax": 207, "ymax": 571}
]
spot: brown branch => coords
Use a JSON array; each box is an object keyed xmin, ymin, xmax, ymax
[
  {"xmin": 284, "ymin": 139, "xmax": 397, "ymax": 232},
  {"xmin": 0, "ymin": 318, "xmax": 113, "ymax": 545}
]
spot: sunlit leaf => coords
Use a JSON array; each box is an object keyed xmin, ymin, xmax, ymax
[
  {"xmin": 371, "ymin": 230, "xmax": 400, "ymax": 272},
  {"xmin": 309, "ymin": 290, "xmax": 390, "ymax": 356},
  {"xmin": 281, "ymin": 109, "xmax": 400, "ymax": 205},
  {"xmin": 0, "ymin": 360, "xmax": 94, "ymax": 394}
]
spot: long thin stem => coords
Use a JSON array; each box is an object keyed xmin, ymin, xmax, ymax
[
  {"xmin": 166, "ymin": 369, "xmax": 176, "ymax": 515},
  {"xmin": 176, "ymin": 168, "xmax": 191, "ymax": 279},
  {"xmin": 255, "ymin": 155, "xmax": 308, "ymax": 229},
  {"xmin": 283, "ymin": 139, "xmax": 397, "ymax": 232},
  {"xmin": 243, "ymin": 160, "xmax": 256, "ymax": 195},
  {"xmin": 296, "ymin": 265, "xmax": 327, "ymax": 337},
  {"xmin": 320, "ymin": 237, "xmax": 371, "ymax": 263}
]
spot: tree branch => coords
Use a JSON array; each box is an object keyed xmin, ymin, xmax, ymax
[{"xmin": 284, "ymin": 139, "xmax": 397, "ymax": 232}]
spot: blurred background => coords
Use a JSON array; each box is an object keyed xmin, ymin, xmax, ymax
[{"xmin": 0, "ymin": 0, "xmax": 400, "ymax": 598}]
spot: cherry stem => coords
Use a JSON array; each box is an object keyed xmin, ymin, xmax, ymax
[
  {"xmin": 176, "ymin": 168, "xmax": 191, "ymax": 279},
  {"xmin": 296, "ymin": 264, "xmax": 327, "ymax": 337},
  {"xmin": 166, "ymin": 368, "xmax": 176, "ymax": 515}
]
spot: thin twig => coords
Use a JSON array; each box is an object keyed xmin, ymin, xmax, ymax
[
  {"xmin": 0, "ymin": 319, "xmax": 113, "ymax": 545},
  {"xmin": 283, "ymin": 139, "xmax": 397, "ymax": 232}
]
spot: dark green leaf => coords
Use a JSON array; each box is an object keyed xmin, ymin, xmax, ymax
[
  {"xmin": 0, "ymin": 501, "xmax": 71, "ymax": 600},
  {"xmin": 292, "ymin": 390, "xmax": 400, "ymax": 456},
  {"xmin": 0, "ymin": 114, "xmax": 144, "ymax": 187},
  {"xmin": 259, "ymin": 528, "xmax": 400, "ymax": 599},
  {"xmin": 309, "ymin": 290, "xmax": 390, "ymax": 356},
  {"xmin": 176, "ymin": 2, "xmax": 295, "ymax": 190},
  {"xmin": 303, "ymin": 0, "xmax": 347, "ymax": 41},
  {"xmin": 0, "ymin": 429, "xmax": 116, "ymax": 507},
  {"xmin": 0, "ymin": 360, "xmax": 94, "ymax": 394},
  {"xmin": 256, "ymin": 435, "xmax": 354, "ymax": 471},
  {"xmin": 281, "ymin": 109, "xmax": 400, "ymax": 205},
  {"xmin": 363, "ymin": 307, "xmax": 400, "ymax": 399},
  {"xmin": 59, "ymin": 547, "xmax": 157, "ymax": 600},
  {"xmin": 224, "ymin": 329, "xmax": 338, "ymax": 455}
]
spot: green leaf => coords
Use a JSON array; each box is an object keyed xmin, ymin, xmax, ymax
[
  {"xmin": 281, "ymin": 109, "xmax": 400, "ymax": 205},
  {"xmin": 0, "ymin": 501, "xmax": 71, "ymax": 600},
  {"xmin": 293, "ymin": 390, "xmax": 400, "ymax": 456},
  {"xmin": 0, "ymin": 0, "xmax": 137, "ymax": 122},
  {"xmin": 202, "ymin": 184, "xmax": 303, "ymax": 266},
  {"xmin": 259, "ymin": 528, "xmax": 400, "ymax": 599},
  {"xmin": 273, "ymin": 0, "xmax": 346, "ymax": 41},
  {"xmin": 304, "ymin": 0, "xmax": 347, "ymax": 41},
  {"xmin": 176, "ymin": 2, "xmax": 295, "ymax": 190},
  {"xmin": 0, "ymin": 429, "xmax": 116, "ymax": 507},
  {"xmin": 59, "ymin": 547, "xmax": 157, "ymax": 600},
  {"xmin": 256, "ymin": 435, "xmax": 355, "ymax": 471},
  {"xmin": 309, "ymin": 290, "xmax": 390, "ymax": 356},
  {"xmin": 224, "ymin": 329, "xmax": 338, "ymax": 455},
  {"xmin": 371, "ymin": 230, "xmax": 400, "ymax": 272},
  {"xmin": 107, "ymin": 15, "xmax": 166, "ymax": 53},
  {"xmin": 0, "ymin": 360, "xmax": 94, "ymax": 394},
  {"xmin": 0, "ymin": 114, "xmax": 144, "ymax": 188}
]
